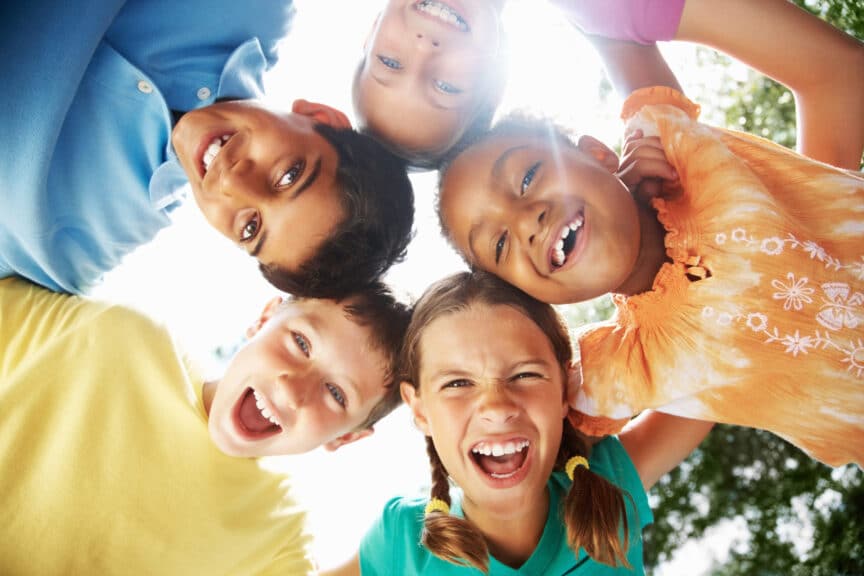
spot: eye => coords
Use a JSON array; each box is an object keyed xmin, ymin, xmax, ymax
[
  {"xmin": 240, "ymin": 213, "xmax": 261, "ymax": 242},
  {"xmin": 326, "ymin": 383, "xmax": 346, "ymax": 408},
  {"xmin": 512, "ymin": 371, "xmax": 543, "ymax": 382},
  {"xmin": 442, "ymin": 378, "xmax": 472, "ymax": 390},
  {"xmin": 495, "ymin": 231, "xmax": 507, "ymax": 265},
  {"xmin": 434, "ymin": 79, "xmax": 463, "ymax": 94},
  {"xmin": 376, "ymin": 55, "xmax": 402, "ymax": 70},
  {"xmin": 521, "ymin": 162, "xmax": 541, "ymax": 195},
  {"xmin": 291, "ymin": 331, "xmax": 310, "ymax": 357},
  {"xmin": 277, "ymin": 160, "xmax": 305, "ymax": 188}
]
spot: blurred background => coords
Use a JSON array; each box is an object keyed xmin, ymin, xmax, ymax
[{"xmin": 92, "ymin": 0, "xmax": 863, "ymax": 573}]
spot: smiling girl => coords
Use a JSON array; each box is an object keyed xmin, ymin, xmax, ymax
[{"xmin": 326, "ymin": 271, "xmax": 712, "ymax": 575}]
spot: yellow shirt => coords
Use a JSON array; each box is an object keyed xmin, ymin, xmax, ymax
[
  {"xmin": 0, "ymin": 277, "xmax": 313, "ymax": 575},
  {"xmin": 570, "ymin": 87, "xmax": 864, "ymax": 467}
]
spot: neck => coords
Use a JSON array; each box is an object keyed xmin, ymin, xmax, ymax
[
  {"xmin": 462, "ymin": 487, "xmax": 549, "ymax": 569},
  {"xmin": 615, "ymin": 202, "xmax": 667, "ymax": 296},
  {"xmin": 202, "ymin": 380, "xmax": 218, "ymax": 416}
]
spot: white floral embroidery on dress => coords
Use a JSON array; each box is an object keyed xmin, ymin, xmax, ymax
[
  {"xmin": 817, "ymin": 283, "xmax": 864, "ymax": 331},
  {"xmin": 772, "ymin": 272, "xmax": 815, "ymax": 311},
  {"xmin": 706, "ymin": 227, "xmax": 864, "ymax": 376},
  {"xmin": 842, "ymin": 339, "xmax": 864, "ymax": 378}
]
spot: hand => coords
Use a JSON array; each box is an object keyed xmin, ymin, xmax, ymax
[{"xmin": 616, "ymin": 129, "xmax": 679, "ymax": 202}]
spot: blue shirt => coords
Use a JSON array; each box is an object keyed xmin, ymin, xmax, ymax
[
  {"xmin": 360, "ymin": 437, "xmax": 653, "ymax": 575},
  {"xmin": 0, "ymin": 0, "xmax": 294, "ymax": 293}
]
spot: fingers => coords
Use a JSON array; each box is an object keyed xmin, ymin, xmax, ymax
[{"xmin": 617, "ymin": 130, "xmax": 679, "ymax": 201}]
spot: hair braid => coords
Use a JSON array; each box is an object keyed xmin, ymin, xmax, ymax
[
  {"xmin": 558, "ymin": 423, "xmax": 632, "ymax": 568},
  {"xmin": 422, "ymin": 437, "xmax": 490, "ymax": 572}
]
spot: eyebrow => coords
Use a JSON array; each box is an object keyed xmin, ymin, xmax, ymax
[
  {"xmin": 491, "ymin": 145, "xmax": 528, "ymax": 183},
  {"xmin": 293, "ymin": 157, "xmax": 322, "ymax": 199},
  {"xmin": 251, "ymin": 230, "xmax": 268, "ymax": 258}
]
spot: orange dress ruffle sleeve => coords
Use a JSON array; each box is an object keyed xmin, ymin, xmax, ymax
[{"xmin": 569, "ymin": 87, "xmax": 864, "ymax": 467}]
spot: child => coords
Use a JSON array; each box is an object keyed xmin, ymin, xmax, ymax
[
  {"xmin": 0, "ymin": 0, "xmax": 414, "ymax": 298},
  {"xmin": 0, "ymin": 274, "xmax": 410, "ymax": 574},
  {"xmin": 325, "ymin": 270, "xmax": 712, "ymax": 575},
  {"xmin": 436, "ymin": 82, "xmax": 864, "ymax": 467},
  {"xmin": 354, "ymin": 0, "xmax": 863, "ymax": 171}
]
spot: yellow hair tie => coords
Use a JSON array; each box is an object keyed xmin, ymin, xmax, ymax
[
  {"xmin": 424, "ymin": 498, "xmax": 450, "ymax": 517},
  {"xmin": 565, "ymin": 455, "xmax": 590, "ymax": 480}
]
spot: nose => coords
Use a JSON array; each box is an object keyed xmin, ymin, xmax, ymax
[
  {"xmin": 477, "ymin": 383, "xmax": 519, "ymax": 425},
  {"xmin": 414, "ymin": 31, "xmax": 441, "ymax": 49},
  {"xmin": 513, "ymin": 202, "xmax": 547, "ymax": 247},
  {"xmin": 219, "ymin": 157, "xmax": 257, "ymax": 200},
  {"xmin": 276, "ymin": 374, "xmax": 311, "ymax": 410}
]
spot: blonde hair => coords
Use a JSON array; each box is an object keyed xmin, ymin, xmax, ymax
[{"xmin": 401, "ymin": 271, "xmax": 631, "ymax": 571}]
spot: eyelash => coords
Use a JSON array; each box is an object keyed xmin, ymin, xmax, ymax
[
  {"xmin": 443, "ymin": 378, "xmax": 471, "ymax": 390},
  {"xmin": 495, "ymin": 231, "xmax": 507, "ymax": 265},
  {"xmin": 434, "ymin": 79, "xmax": 462, "ymax": 94},
  {"xmin": 377, "ymin": 55, "xmax": 402, "ymax": 70},
  {"xmin": 240, "ymin": 213, "xmax": 261, "ymax": 243},
  {"xmin": 512, "ymin": 371, "xmax": 543, "ymax": 382},
  {"xmin": 278, "ymin": 160, "xmax": 305, "ymax": 188},
  {"xmin": 521, "ymin": 162, "xmax": 540, "ymax": 195},
  {"xmin": 326, "ymin": 383, "xmax": 346, "ymax": 408},
  {"xmin": 292, "ymin": 331, "xmax": 310, "ymax": 356}
]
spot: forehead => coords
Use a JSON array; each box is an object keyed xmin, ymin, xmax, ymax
[{"xmin": 419, "ymin": 303, "xmax": 554, "ymax": 369}]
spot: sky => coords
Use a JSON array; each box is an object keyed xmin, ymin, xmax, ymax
[{"xmin": 92, "ymin": 0, "xmax": 748, "ymax": 571}]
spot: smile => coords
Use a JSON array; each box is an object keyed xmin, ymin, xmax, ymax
[
  {"xmin": 233, "ymin": 387, "xmax": 282, "ymax": 440},
  {"xmin": 413, "ymin": 0, "xmax": 469, "ymax": 32},
  {"xmin": 470, "ymin": 438, "xmax": 530, "ymax": 481},
  {"xmin": 551, "ymin": 211, "xmax": 584, "ymax": 269},
  {"xmin": 200, "ymin": 133, "xmax": 233, "ymax": 176}
]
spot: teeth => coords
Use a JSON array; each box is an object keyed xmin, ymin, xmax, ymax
[
  {"xmin": 202, "ymin": 135, "xmax": 230, "ymax": 173},
  {"xmin": 472, "ymin": 440, "xmax": 529, "ymax": 457},
  {"xmin": 415, "ymin": 0, "xmax": 468, "ymax": 31},
  {"xmin": 551, "ymin": 215, "xmax": 584, "ymax": 268},
  {"xmin": 253, "ymin": 390, "xmax": 281, "ymax": 427}
]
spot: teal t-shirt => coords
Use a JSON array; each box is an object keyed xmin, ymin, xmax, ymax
[{"xmin": 359, "ymin": 436, "xmax": 652, "ymax": 575}]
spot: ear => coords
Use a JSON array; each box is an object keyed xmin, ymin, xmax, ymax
[
  {"xmin": 565, "ymin": 361, "xmax": 583, "ymax": 416},
  {"xmin": 246, "ymin": 296, "xmax": 284, "ymax": 339},
  {"xmin": 291, "ymin": 99, "xmax": 352, "ymax": 130},
  {"xmin": 400, "ymin": 381, "xmax": 430, "ymax": 435},
  {"xmin": 576, "ymin": 135, "xmax": 620, "ymax": 173},
  {"xmin": 323, "ymin": 427, "xmax": 374, "ymax": 451}
]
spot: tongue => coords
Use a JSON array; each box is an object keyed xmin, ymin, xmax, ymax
[
  {"xmin": 238, "ymin": 389, "xmax": 277, "ymax": 434},
  {"xmin": 476, "ymin": 450, "xmax": 527, "ymax": 476}
]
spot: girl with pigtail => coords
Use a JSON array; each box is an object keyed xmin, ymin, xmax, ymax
[{"xmin": 325, "ymin": 270, "xmax": 712, "ymax": 575}]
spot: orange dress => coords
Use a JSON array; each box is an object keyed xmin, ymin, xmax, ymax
[{"xmin": 569, "ymin": 87, "xmax": 864, "ymax": 467}]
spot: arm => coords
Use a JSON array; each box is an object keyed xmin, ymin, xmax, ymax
[
  {"xmin": 618, "ymin": 410, "xmax": 714, "ymax": 491},
  {"xmin": 676, "ymin": 0, "xmax": 864, "ymax": 169},
  {"xmin": 320, "ymin": 554, "xmax": 361, "ymax": 576}
]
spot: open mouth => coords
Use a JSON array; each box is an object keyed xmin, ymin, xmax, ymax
[
  {"xmin": 413, "ymin": 0, "xmax": 469, "ymax": 32},
  {"xmin": 199, "ymin": 133, "xmax": 233, "ymax": 177},
  {"xmin": 551, "ymin": 211, "xmax": 584, "ymax": 269},
  {"xmin": 470, "ymin": 439, "xmax": 530, "ymax": 480},
  {"xmin": 234, "ymin": 388, "xmax": 282, "ymax": 439}
]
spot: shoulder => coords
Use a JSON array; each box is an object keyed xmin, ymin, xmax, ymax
[
  {"xmin": 359, "ymin": 496, "xmax": 427, "ymax": 575},
  {"xmin": 590, "ymin": 437, "xmax": 654, "ymax": 530}
]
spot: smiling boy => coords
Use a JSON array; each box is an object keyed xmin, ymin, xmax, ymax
[
  {"xmin": 0, "ymin": 274, "xmax": 410, "ymax": 574},
  {"xmin": 1, "ymin": 0, "xmax": 413, "ymax": 298}
]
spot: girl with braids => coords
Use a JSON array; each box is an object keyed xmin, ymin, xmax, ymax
[{"xmin": 325, "ymin": 270, "xmax": 712, "ymax": 575}]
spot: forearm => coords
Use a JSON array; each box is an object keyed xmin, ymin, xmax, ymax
[
  {"xmin": 589, "ymin": 38, "xmax": 683, "ymax": 97},
  {"xmin": 619, "ymin": 410, "xmax": 714, "ymax": 490},
  {"xmin": 677, "ymin": 0, "xmax": 864, "ymax": 169}
]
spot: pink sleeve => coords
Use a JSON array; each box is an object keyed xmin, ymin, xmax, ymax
[{"xmin": 562, "ymin": 0, "xmax": 686, "ymax": 45}]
